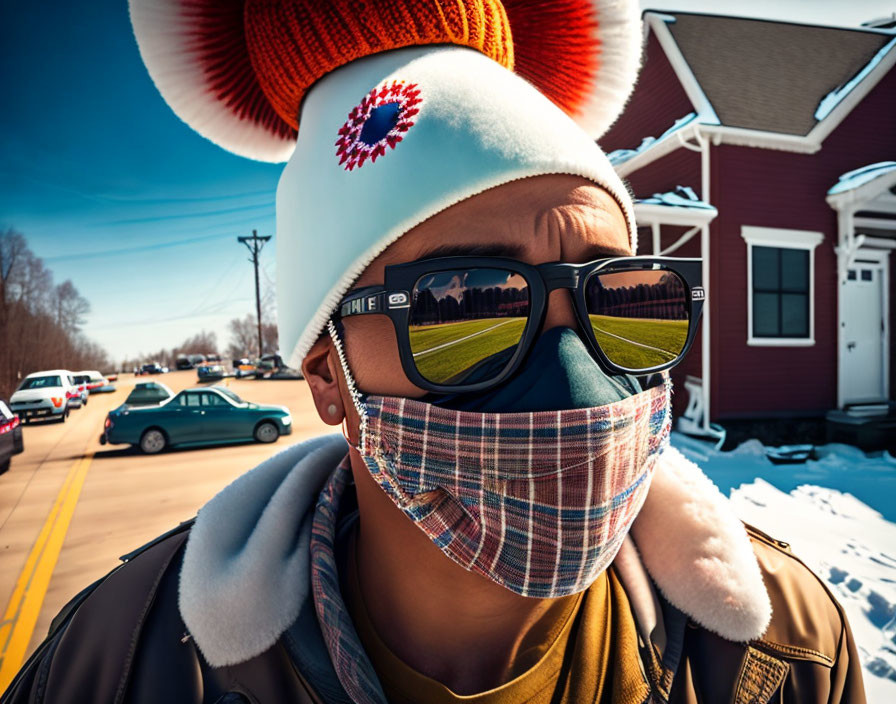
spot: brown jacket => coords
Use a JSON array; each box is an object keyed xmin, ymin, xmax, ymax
[{"xmin": 1, "ymin": 523, "xmax": 865, "ymax": 704}]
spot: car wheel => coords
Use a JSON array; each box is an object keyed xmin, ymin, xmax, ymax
[
  {"xmin": 83, "ymin": 397, "xmax": 88, "ymax": 406},
  {"xmin": 58, "ymin": 407, "xmax": 70, "ymax": 423},
  {"xmin": 140, "ymin": 428, "xmax": 167, "ymax": 454},
  {"xmin": 0, "ymin": 458, "xmax": 9, "ymax": 475},
  {"xmin": 254, "ymin": 421, "xmax": 279, "ymax": 444}
]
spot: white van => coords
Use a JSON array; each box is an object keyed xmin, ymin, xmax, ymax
[{"xmin": 9, "ymin": 370, "xmax": 77, "ymax": 423}]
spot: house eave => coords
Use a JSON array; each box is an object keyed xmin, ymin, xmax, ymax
[{"xmin": 634, "ymin": 202, "xmax": 718, "ymax": 227}]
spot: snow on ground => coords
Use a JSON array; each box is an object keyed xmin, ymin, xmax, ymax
[{"xmin": 671, "ymin": 433, "xmax": 896, "ymax": 702}]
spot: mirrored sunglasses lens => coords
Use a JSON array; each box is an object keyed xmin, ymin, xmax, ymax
[
  {"xmin": 409, "ymin": 269, "xmax": 530, "ymax": 385},
  {"xmin": 584, "ymin": 269, "xmax": 689, "ymax": 370}
]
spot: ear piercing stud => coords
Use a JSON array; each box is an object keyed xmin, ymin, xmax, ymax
[{"xmin": 327, "ymin": 403, "xmax": 338, "ymax": 417}]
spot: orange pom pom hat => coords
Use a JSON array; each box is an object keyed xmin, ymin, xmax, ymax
[{"xmin": 130, "ymin": 0, "xmax": 643, "ymax": 368}]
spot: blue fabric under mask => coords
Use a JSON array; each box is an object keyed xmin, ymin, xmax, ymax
[{"xmin": 422, "ymin": 326, "xmax": 644, "ymax": 413}]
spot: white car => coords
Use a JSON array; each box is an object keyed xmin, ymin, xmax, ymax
[
  {"xmin": 67, "ymin": 376, "xmax": 89, "ymax": 408},
  {"xmin": 9, "ymin": 370, "xmax": 77, "ymax": 422},
  {"xmin": 74, "ymin": 369, "xmax": 115, "ymax": 394}
]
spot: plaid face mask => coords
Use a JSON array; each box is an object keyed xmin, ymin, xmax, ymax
[{"xmin": 328, "ymin": 322, "xmax": 672, "ymax": 598}]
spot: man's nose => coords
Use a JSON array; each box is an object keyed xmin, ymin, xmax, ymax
[{"xmin": 541, "ymin": 289, "xmax": 580, "ymax": 333}]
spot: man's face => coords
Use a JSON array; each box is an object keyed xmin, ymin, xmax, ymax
[{"xmin": 338, "ymin": 174, "xmax": 632, "ymax": 398}]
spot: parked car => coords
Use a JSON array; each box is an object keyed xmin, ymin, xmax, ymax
[
  {"xmin": 0, "ymin": 399, "xmax": 24, "ymax": 474},
  {"xmin": 124, "ymin": 381, "xmax": 175, "ymax": 407},
  {"xmin": 176, "ymin": 354, "xmax": 207, "ymax": 370},
  {"xmin": 253, "ymin": 354, "xmax": 304, "ymax": 380},
  {"xmin": 68, "ymin": 375, "xmax": 90, "ymax": 407},
  {"xmin": 232, "ymin": 358, "xmax": 255, "ymax": 378},
  {"xmin": 197, "ymin": 365, "xmax": 227, "ymax": 382},
  {"xmin": 9, "ymin": 370, "xmax": 76, "ymax": 422},
  {"xmin": 141, "ymin": 362, "xmax": 165, "ymax": 375},
  {"xmin": 75, "ymin": 369, "xmax": 116, "ymax": 393},
  {"xmin": 100, "ymin": 386, "xmax": 292, "ymax": 454}
]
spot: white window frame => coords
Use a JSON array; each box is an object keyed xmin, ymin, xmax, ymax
[{"xmin": 741, "ymin": 226, "xmax": 824, "ymax": 347}]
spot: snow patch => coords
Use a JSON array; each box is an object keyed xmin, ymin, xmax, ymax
[
  {"xmin": 671, "ymin": 433, "xmax": 896, "ymax": 699},
  {"xmin": 607, "ymin": 113, "xmax": 697, "ymax": 165},
  {"xmin": 827, "ymin": 161, "xmax": 896, "ymax": 195}
]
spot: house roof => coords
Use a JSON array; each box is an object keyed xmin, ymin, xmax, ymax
[
  {"xmin": 659, "ymin": 12, "xmax": 894, "ymax": 136},
  {"xmin": 828, "ymin": 162, "xmax": 896, "ymax": 195}
]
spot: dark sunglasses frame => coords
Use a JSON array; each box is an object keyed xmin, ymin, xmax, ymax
[{"xmin": 334, "ymin": 255, "xmax": 705, "ymax": 394}]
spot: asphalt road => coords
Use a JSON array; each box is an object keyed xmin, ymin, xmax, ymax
[{"xmin": 0, "ymin": 371, "xmax": 331, "ymax": 686}]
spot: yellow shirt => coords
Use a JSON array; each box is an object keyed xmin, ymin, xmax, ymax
[{"xmin": 345, "ymin": 549, "xmax": 649, "ymax": 704}]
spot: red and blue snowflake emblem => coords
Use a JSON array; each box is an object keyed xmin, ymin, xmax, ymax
[{"xmin": 335, "ymin": 81, "xmax": 421, "ymax": 171}]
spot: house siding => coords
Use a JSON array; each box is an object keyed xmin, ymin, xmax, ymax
[
  {"xmin": 626, "ymin": 148, "xmax": 702, "ymax": 202},
  {"xmin": 710, "ymin": 68, "xmax": 896, "ymax": 419}
]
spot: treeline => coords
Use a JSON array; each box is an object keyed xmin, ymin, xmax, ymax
[
  {"xmin": 120, "ymin": 315, "xmax": 279, "ymax": 371},
  {"xmin": 0, "ymin": 228, "xmax": 112, "ymax": 399},
  {"xmin": 120, "ymin": 330, "xmax": 220, "ymax": 371}
]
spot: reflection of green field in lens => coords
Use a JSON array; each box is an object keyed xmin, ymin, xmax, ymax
[
  {"xmin": 589, "ymin": 315, "xmax": 688, "ymax": 369},
  {"xmin": 409, "ymin": 318, "xmax": 527, "ymax": 384}
]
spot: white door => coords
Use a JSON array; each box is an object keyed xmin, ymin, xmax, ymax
[{"xmin": 842, "ymin": 264, "xmax": 885, "ymax": 403}]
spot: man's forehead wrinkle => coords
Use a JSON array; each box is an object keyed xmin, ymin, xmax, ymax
[{"xmin": 544, "ymin": 203, "xmax": 630, "ymax": 262}]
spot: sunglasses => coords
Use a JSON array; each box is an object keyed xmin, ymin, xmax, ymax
[{"xmin": 335, "ymin": 255, "xmax": 705, "ymax": 394}]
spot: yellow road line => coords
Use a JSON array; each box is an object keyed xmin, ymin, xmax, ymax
[{"xmin": 0, "ymin": 453, "xmax": 93, "ymax": 691}]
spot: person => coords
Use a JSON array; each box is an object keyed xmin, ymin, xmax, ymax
[{"xmin": 2, "ymin": 1, "xmax": 865, "ymax": 702}]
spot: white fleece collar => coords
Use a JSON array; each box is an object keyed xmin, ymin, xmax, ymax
[{"xmin": 179, "ymin": 437, "xmax": 771, "ymax": 668}]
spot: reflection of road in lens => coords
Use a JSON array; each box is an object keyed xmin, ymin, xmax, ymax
[
  {"xmin": 589, "ymin": 315, "xmax": 687, "ymax": 369},
  {"xmin": 410, "ymin": 317, "xmax": 527, "ymax": 383}
]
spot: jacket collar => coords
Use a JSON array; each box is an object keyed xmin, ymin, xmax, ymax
[{"xmin": 178, "ymin": 436, "xmax": 771, "ymax": 668}]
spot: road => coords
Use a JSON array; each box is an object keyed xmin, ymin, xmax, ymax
[{"xmin": 0, "ymin": 371, "xmax": 331, "ymax": 688}]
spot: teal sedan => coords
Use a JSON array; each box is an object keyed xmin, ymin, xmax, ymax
[{"xmin": 100, "ymin": 386, "xmax": 292, "ymax": 454}]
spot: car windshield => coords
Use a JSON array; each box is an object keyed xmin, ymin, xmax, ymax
[
  {"xmin": 20, "ymin": 375, "xmax": 62, "ymax": 390},
  {"xmin": 73, "ymin": 375, "xmax": 89, "ymax": 384},
  {"xmin": 216, "ymin": 388, "xmax": 243, "ymax": 404}
]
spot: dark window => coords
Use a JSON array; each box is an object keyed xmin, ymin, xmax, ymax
[
  {"xmin": 861, "ymin": 269, "xmax": 873, "ymax": 282},
  {"xmin": 848, "ymin": 270, "xmax": 857, "ymax": 281},
  {"xmin": 752, "ymin": 246, "xmax": 809, "ymax": 338},
  {"xmin": 201, "ymin": 393, "xmax": 227, "ymax": 407},
  {"xmin": 175, "ymin": 393, "xmax": 201, "ymax": 407}
]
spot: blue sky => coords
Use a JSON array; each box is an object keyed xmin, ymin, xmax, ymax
[
  {"xmin": 1, "ymin": 1, "xmax": 891, "ymax": 362},
  {"xmin": 0, "ymin": 0, "xmax": 280, "ymax": 361}
]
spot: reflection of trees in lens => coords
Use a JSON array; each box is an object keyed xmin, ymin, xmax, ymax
[
  {"xmin": 411, "ymin": 270, "xmax": 529, "ymax": 326},
  {"xmin": 586, "ymin": 270, "xmax": 687, "ymax": 321}
]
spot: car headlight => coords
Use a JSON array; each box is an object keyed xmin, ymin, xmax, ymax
[{"xmin": 281, "ymin": 415, "xmax": 292, "ymax": 426}]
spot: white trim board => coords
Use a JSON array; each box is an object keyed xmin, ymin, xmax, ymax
[
  {"xmin": 740, "ymin": 226, "xmax": 824, "ymax": 347},
  {"xmin": 634, "ymin": 202, "xmax": 718, "ymax": 227}
]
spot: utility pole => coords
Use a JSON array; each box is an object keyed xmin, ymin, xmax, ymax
[{"xmin": 237, "ymin": 230, "xmax": 272, "ymax": 358}]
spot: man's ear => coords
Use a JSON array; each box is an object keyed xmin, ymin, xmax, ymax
[{"xmin": 301, "ymin": 334, "xmax": 345, "ymax": 426}]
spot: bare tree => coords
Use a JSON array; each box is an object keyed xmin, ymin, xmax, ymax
[
  {"xmin": 0, "ymin": 229, "xmax": 111, "ymax": 398},
  {"xmin": 227, "ymin": 314, "xmax": 278, "ymax": 359},
  {"xmin": 173, "ymin": 330, "xmax": 218, "ymax": 357},
  {"xmin": 51, "ymin": 280, "xmax": 90, "ymax": 333}
]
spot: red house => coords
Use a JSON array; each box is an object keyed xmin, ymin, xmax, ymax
[{"xmin": 601, "ymin": 11, "xmax": 896, "ymax": 437}]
